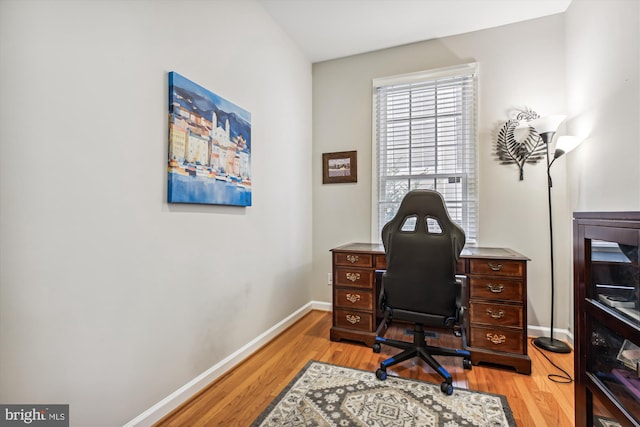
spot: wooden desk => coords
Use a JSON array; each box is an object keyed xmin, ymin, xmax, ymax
[{"xmin": 330, "ymin": 243, "xmax": 532, "ymax": 374}]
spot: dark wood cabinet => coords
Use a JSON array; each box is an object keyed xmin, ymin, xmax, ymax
[
  {"xmin": 330, "ymin": 243, "xmax": 531, "ymax": 374},
  {"xmin": 574, "ymin": 212, "xmax": 640, "ymax": 427}
]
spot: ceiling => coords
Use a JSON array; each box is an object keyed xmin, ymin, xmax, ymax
[{"xmin": 259, "ymin": 0, "xmax": 572, "ymax": 63}]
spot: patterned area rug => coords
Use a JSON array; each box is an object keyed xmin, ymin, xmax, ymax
[{"xmin": 251, "ymin": 360, "xmax": 516, "ymax": 427}]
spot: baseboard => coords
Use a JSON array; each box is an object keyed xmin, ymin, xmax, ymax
[
  {"xmin": 124, "ymin": 300, "xmax": 330, "ymax": 427},
  {"xmin": 310, "ymin": 300, "xmax": 332, "ymax": 312},
  {"xmin": 527, "ymin": 325, "xmax": 574, "ymax": 347}
]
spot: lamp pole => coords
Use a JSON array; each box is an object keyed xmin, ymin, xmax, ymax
[{"xmin": 533, "ymin": 131, "xmax": 571, "ymax": 354}]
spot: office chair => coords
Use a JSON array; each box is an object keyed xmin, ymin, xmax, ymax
[{"xmin": 373, "ymin": 189, "xmax": 471, "ymax": 395}]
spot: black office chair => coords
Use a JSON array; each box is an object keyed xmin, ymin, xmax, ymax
[{"xmin": 373, "ymin": 189, "xmax": 471, "ymax": 395}]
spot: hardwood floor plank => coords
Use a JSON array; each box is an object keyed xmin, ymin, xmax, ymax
[{"xmin": 155, "ymin": 310, "xmax": 574, "ymax": 426}]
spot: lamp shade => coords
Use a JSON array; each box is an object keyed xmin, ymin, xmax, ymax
[
  {"xmin": 530, "ymin": 115, "xmax": 567, "ymax": 134},
  {"xmin": 555, "ymin": 136, "xmax": 583, "ymax": 155}
]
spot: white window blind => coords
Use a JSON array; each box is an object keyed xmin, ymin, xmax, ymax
[{"xmin": 373, "ymin": 64, "xmax": 478, "ymax": 243}]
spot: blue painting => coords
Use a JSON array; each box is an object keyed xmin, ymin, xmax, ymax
[{"xmin": 168, "ymin": 72, "xmax": 252, "ymax": 206}]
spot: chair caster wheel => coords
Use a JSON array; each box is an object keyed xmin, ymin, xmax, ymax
[
  {"xmin": 375, "ymin": 368, "xmax": 387, "ymax": 380},
  {"xmin": 372, "ymin": 343, "xmax": 381, "ymax": 353},
  {"xmin": 463, "ymin": 359, "xmax": 473, "ymax": 370},
  {"xmin": 441, "ymin": 382, "xmax": 454, "ymax": 395}
]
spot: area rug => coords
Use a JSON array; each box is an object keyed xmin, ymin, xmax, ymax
[{"xmin": 251, "ymin": 360, "xmax": 516, "ymax": 427}]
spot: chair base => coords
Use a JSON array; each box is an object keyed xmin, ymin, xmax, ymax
[{"xmin": 374, "ymin": 323, "xmax": 471, "ymax": 395}]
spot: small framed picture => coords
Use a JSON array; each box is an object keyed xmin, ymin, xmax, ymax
[{"xmin": 322, "ymin": 151, "xmax": 357, "ymax": 184}]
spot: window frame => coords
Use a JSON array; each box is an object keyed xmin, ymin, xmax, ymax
[{"xmin": 371, "ymin": 63, "xmax": 478, "ymax": 244}]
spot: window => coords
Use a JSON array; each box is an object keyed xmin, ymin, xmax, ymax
[{"xmin": 372, "ymin": 63, "xmax": 478, "ymax": 243}]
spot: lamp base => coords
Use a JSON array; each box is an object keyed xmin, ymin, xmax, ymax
[{"xmin": 533, "ymin": 336, "xmax": 571, "ymax": 353}]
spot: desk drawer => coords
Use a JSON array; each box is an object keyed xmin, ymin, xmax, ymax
[
  {"xmin": 469, "ymin": 277, "xmax": 523, "ymax": 302},
  {"xmin": 469, "ymin": 302, "xmax": 523, "ymax": 328},
  {"xmin": 335, "ymin": 268, "xmax": 373, "ymax": 288},
  {"xmin": 334, "ymin": 252, "xmax": 373, "ymax": 268},
  {"xmin": 470, "ymin": 326, "xmax": 524, "ymax": 354},
  {"xmin": 470, "ymin": 259, "xmax": 523, "ymax": 277},
  {"xmin": 334, "ymin": 309, "xmax": 374, "ymax": 332},
  {"xmin": 334, "ymin": 288, "xmax": 373, "ymax": 311}
]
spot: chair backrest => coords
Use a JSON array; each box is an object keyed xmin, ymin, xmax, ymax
[{"xmin": 381, "ymin": 189, "xmax": 466, "ymax": 318}]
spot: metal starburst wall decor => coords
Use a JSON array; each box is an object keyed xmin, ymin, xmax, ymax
[{"xmin": 495, "ymin": 107, "xmax": 546, "ymax": 180}]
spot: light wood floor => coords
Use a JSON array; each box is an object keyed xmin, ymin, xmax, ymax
[{"xmin": 156, "ymin": 310, "xmax": 575, "ymax": 426}]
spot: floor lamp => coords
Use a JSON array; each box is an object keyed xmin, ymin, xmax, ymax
[{"xmin": 529, "ymin": 115, "xmax": 582, "ymax": 353}]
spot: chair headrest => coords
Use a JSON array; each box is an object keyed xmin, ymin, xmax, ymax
[
  {"xmin": 393, "ymin": 190, "xmax": 450, "ymax": 220},
  {"xmin": 382, "ymin": 190, "xmax": 465, "ymax": 245}
]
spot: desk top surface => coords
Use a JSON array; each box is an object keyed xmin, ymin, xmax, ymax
[{"xmin": 331, "ymin": 242, "xmax": 528, "ymax": 261}]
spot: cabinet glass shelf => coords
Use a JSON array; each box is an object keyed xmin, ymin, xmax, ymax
[
  {"xmin": 589, "ymin": 240, "xmax": 640, "ymax": 329},
  {"xmin": 587, "ymin": 317, "xmax": 639, "ymax": 424}
]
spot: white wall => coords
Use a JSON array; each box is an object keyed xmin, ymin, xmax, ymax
[
  {"xmin": 311, "ymin": 15, "xmax": 571, "ymax": 336},
  {"xmin": 0, "ymin": 1, "xmax": 312, "ymax": 426},
  {"xmin": 565, "ymin": 0, "xmax": 640, "ymax": 212},
  {"xmin": 562, "ymin": 0, "xmax": 640, "ymax": 340}
]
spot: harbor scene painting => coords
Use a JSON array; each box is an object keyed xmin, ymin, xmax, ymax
[{"xmin": 168, "ymin": 72, "xmax": 252, "ymax": 206}]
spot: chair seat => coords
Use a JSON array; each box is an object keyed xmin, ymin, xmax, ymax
[{"xmin": 386, "ymin": 307, "xmax": 456, "ymax": 327}]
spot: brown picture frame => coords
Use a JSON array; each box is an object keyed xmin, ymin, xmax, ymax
[{"xmin": 322, "ymin": 151, "xmax": 357, "ymax": 184}]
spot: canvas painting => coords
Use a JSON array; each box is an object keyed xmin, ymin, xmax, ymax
[{"xmin": 168, "ymin": 72, "xmax": 252, "ymax": 206}]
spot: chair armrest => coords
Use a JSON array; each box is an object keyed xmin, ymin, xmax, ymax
[
  {"xmin": 454, "ymin": 274, "xmax": 468, "ymax": 312},
  {"xmin": 455, "ymin": 274, "xmax": 467, "ymax": 293},
  {"xmin": 375, "ymin": 270, "xmax": 385, "ymax": 310}
]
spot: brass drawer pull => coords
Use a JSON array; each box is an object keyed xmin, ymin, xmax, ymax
[
  {"xmin": 486, "ymin": 333, "xmax": 506, "ymax": 344},
  {"xmin": 487, "ymin": 309, "xmax": 505, "ymax": 319},
  {"xmin": 345, "ymin": 272, "xmax": 361, "ymax": 282},
  {"xmin": 488, "ymin": 262, "xmax": 503, "ymax": 271},
  {"xmin": 487, "ymin": 283, "xmax": 505, "ymax": 293},
  {"xmin": 345, "ymin": 293, "xmax": 361, "ymax": 303},
  {"xmin": 346, "ymin": 255, "xmax": 359, "ymax": 263},
  {"xmin": 346, "ymin": 314, "xmax": 361, "ymax": 324}
]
